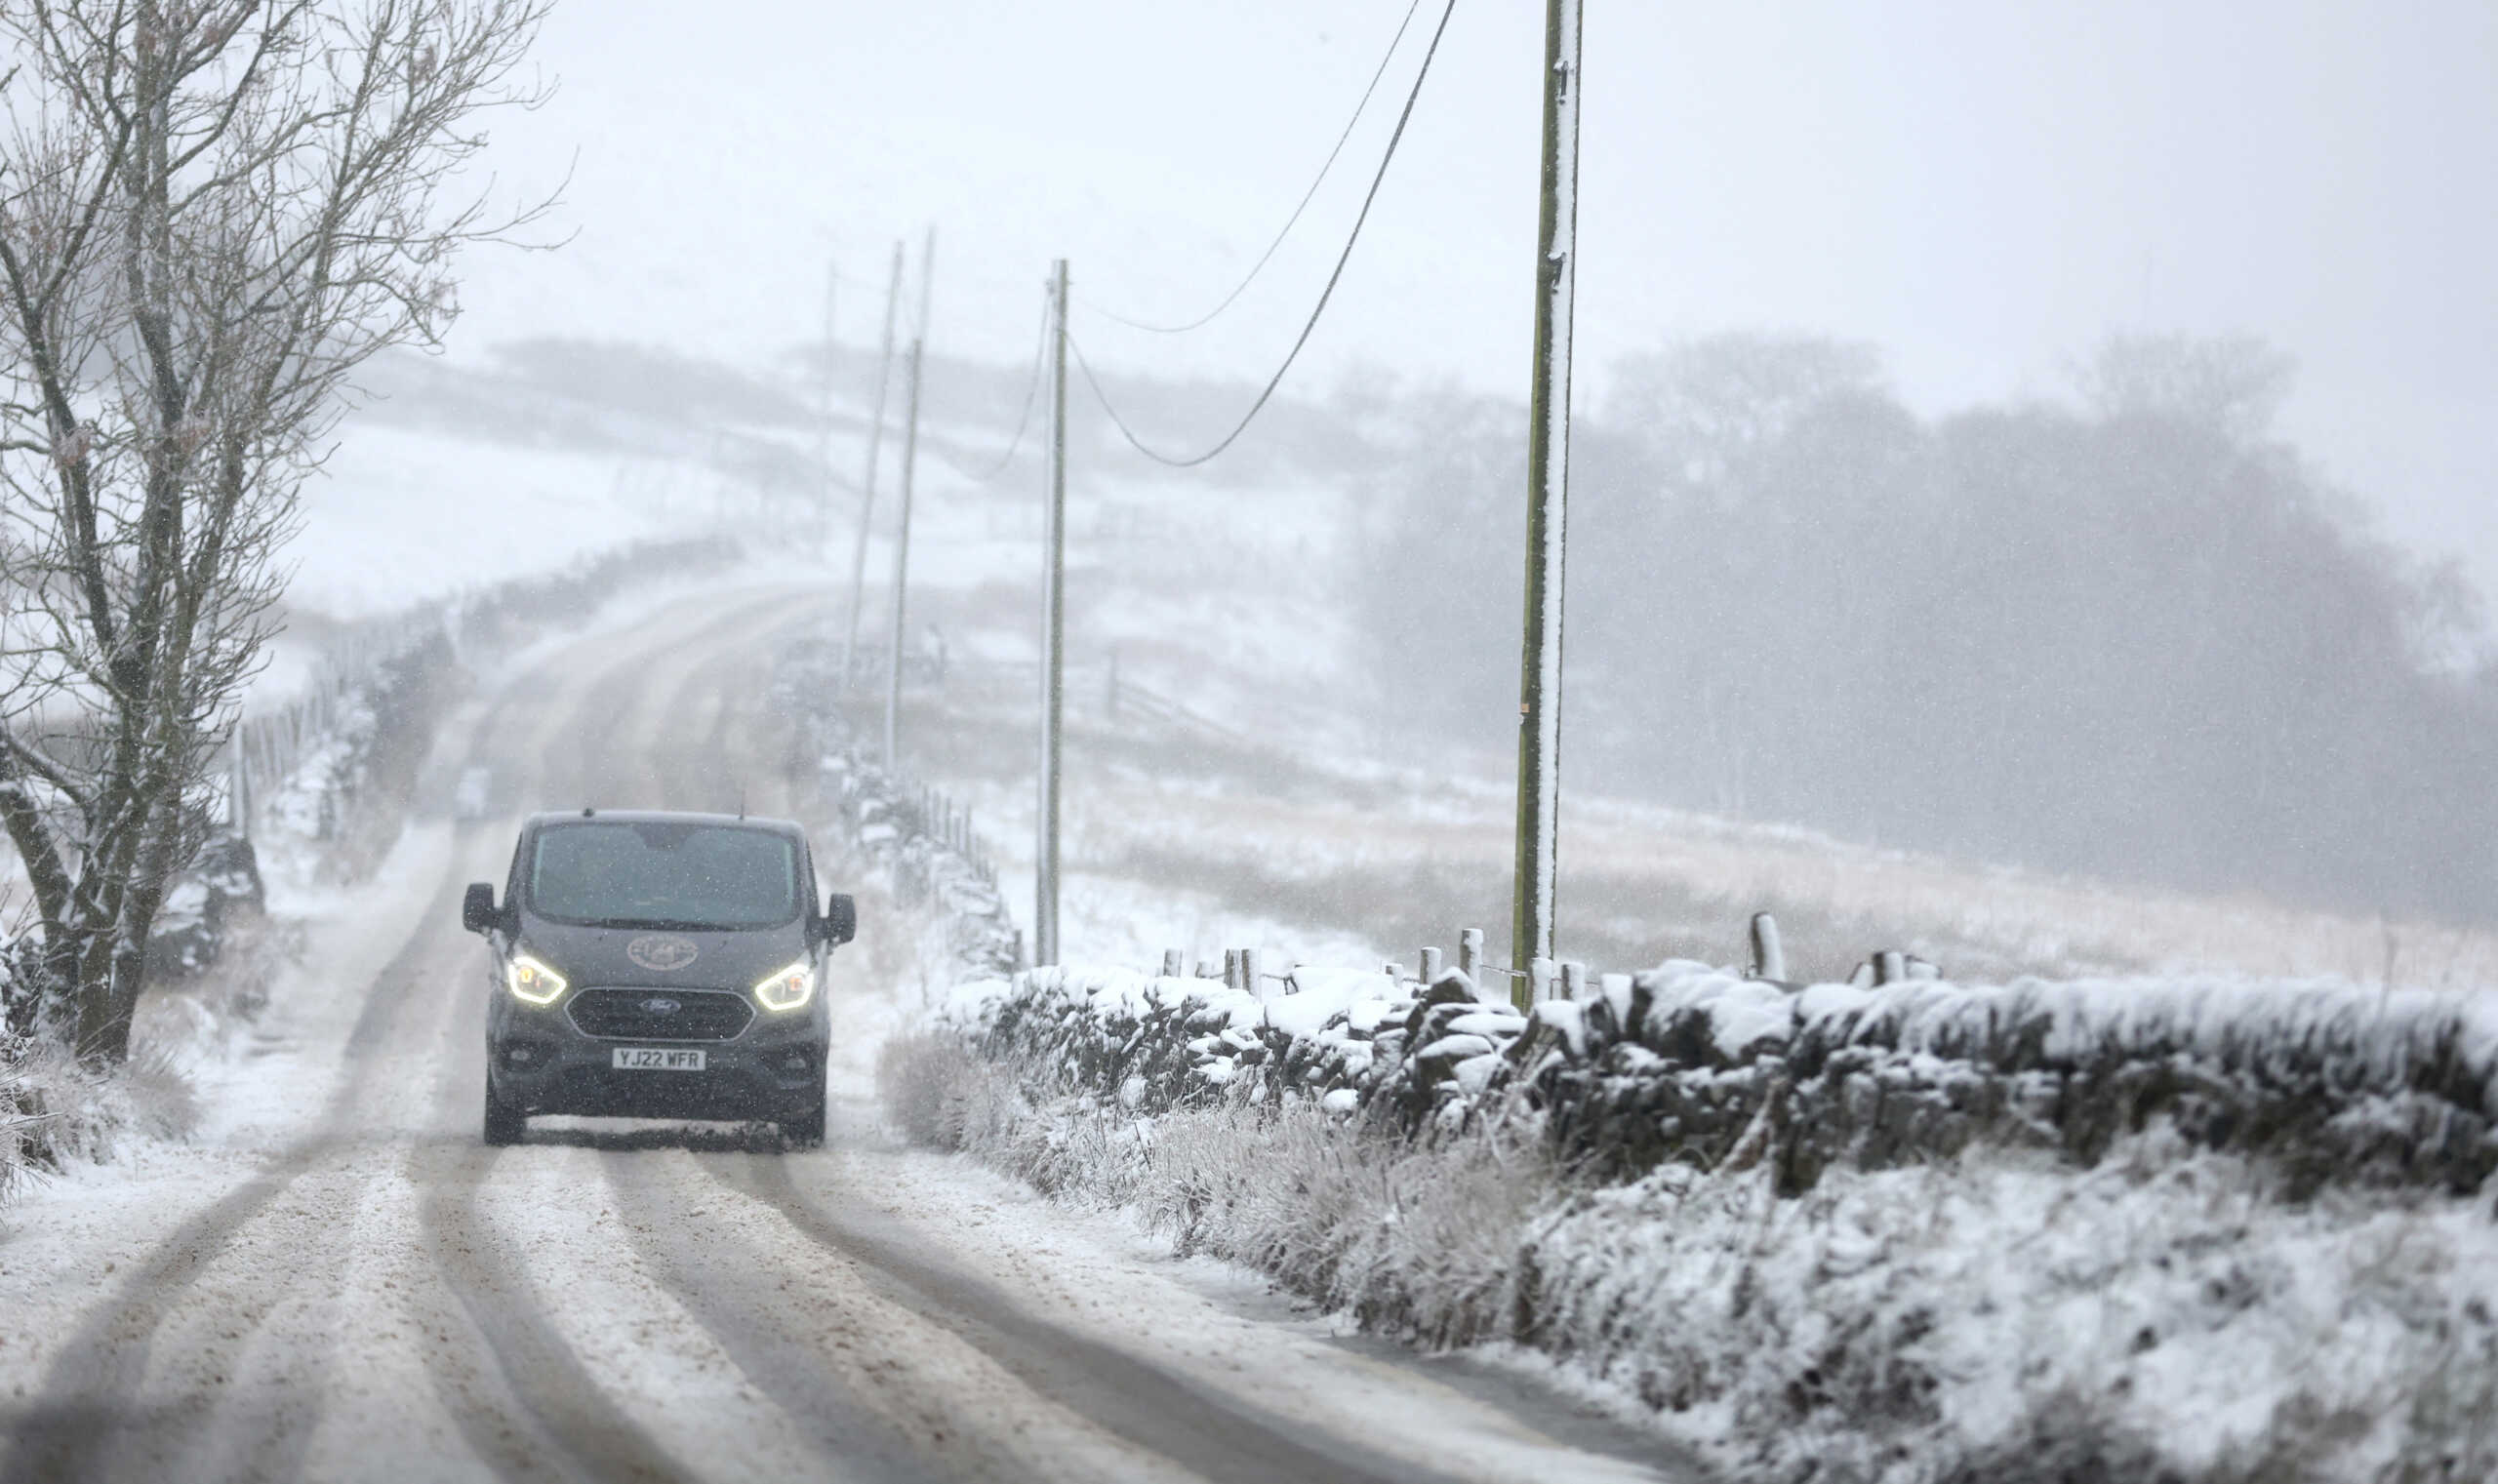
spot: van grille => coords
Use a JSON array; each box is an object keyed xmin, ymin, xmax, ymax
[{"xmin": 568, "ymin": 987, "xmax": 752, "ymax": 1042}]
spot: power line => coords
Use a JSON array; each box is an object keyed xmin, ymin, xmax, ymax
[
  {"xmin": 932, "ymin": 286, "xmax": 1052, "ymax": 482},
  {"xmin": 1068, "ymin": 0, "xmax": 1459, "ymax": 469},
  {"xmin": 1075, "ymin": 0, "xmax": 1427, "ymax": 337}
]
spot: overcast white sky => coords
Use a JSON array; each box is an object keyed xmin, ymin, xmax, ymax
[{"xmin": 450, "ymin": 0, "xmax": 2498, "ymax": 600}]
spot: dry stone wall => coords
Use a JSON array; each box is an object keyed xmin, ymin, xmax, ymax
[{"xmin": 938, "ymin": 959, "xmax": 2498, "ymax": 1197}]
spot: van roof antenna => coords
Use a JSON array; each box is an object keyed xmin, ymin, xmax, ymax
[
  {"xmin": 737, "ymin": 784, "xmax": 746, "ymax": 820},
  {"xmin": 581, "ymin": 804, "xmax": 594, "ymax": 817}
]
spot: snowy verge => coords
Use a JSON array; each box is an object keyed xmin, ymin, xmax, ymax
[{"xmin": 884, "ymin": 960, "xmax": 2498, "ymax": 1480}]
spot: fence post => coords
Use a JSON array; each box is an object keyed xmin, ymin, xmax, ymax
[
  {"xmin": 1384, "ymin": 960, "xmax": 1406, "ymax": 984},
  {"xmin": 1559, "ymin": 959, "xmax": 1587, "ymax": 1002},
  {"xmin": 1458, "ymin": 927, "xmax": 1483, "ymax": 983},
  {"xmin": 1242, "ymin": 947, "xmax": 1264, "ymax": 1000},
  {"xmin": 1749, "ymin": 911, "xmax": 1787, "ymax": 982},
  {"xmin": 1529, "ymin": 956, "xmax": 1558, "ymax": 1007},
  {"xmin": 1223, "ymin": 948, "xmax": 1242, "ymax": 990},
  {"xmin": 1875, "ymin": 949, "xmax": 1906, "ymax": 986},
  {"xmin": 1160, "ymin": 948, "xmax": 1184, "ymax": 978}
]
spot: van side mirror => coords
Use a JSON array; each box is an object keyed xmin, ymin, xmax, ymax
[
  {"xmin": 462, "ymin": 883, "xmax": 503, "ymax": 935},
  {"xmin": 821, "ymin": 893, "xmax": 857, "ymax": 945}
]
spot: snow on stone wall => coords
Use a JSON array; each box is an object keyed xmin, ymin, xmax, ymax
[
  {"xmin": 907, "ymin": 956, "xmax": 2498, "ymax": 1479},
  {"xmin": 1528, "ymin": 963, "xmax": 2498, "ymax": 1194},
  {"xmin": 935, "ymin": 956, "xmax": 2498, "ymax": 1195},
  {"xmin": 935, "ymin": 963, "xmax": 1527, "ymax": 1127}
]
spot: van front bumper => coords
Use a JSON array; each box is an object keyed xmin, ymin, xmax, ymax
[{"xmin": 487, "ymin": 988, "xmax": 824, "ymax": 1121}]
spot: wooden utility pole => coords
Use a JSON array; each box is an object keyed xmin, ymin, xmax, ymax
[
  {"xmin": 842, "ymin": 241, "xmax": 905, "ymax": 690},
  {"xmin": 1511, "ymin": 0, "xmax": 1583, "ymax": 979},
  {"xmin": 1036, "ymin": 259, "xmax": 1069, "ymax": 967},
  {"xmin": 883, "ymin": 336, "xmax": 924, "ymax": 769},
  {"xmin": 884, "ymin": 227, "xmax": 936, "ymax": 769}
]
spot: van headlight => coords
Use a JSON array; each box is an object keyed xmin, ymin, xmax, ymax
[
  {"xmin": 752, "ymin": 961, "xmax": 815, "ymax": 1014},
  {"xmin": 505, "ymin": 952, "xmax": 569, "ymax": 1006}
]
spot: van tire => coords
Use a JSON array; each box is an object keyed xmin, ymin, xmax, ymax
[
  {"xmin": 484, "ymin": 1089, "xmax": 525, "ymax": 1146},
  {"xmin": 782, "ymin": 1092, "xmax": 826, "ymax": 1149}
]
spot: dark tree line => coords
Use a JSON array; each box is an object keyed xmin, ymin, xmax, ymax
[{"xmin": 1360, "ymin": 335, "xmax": 2498, "ymax": 924}]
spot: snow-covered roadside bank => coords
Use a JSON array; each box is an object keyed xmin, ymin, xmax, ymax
[{"xmin": 884, "ymin": 963, "xmax": 2498, "ymax": 1482}]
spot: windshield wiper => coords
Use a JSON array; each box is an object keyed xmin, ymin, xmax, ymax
[{"xmin": 586, "ymin": 916, "xmax": 725, "ymax": 932}]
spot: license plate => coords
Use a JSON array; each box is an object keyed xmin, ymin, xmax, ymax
[{"xmin": 612, "ymin": 1047, "xmax": 706, "ymax": 1071}]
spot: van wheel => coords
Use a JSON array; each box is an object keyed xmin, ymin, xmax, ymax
[
  {"xmin": 782, "ymin": 1093, "xmax": 826, "ymax": 1149},
  {"xmin": 483, "ymin": 1089, "xmax": 525, "ymax": 1146}
]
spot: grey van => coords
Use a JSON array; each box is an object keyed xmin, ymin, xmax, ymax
[{"xmin": 461, "ymin": 809, "xmax": 857, "ymax": 1146}]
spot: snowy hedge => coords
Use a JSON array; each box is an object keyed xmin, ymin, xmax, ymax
[{"xmin": 934, "ymin": 959, "xmax": 2498, "ymax": 1197}]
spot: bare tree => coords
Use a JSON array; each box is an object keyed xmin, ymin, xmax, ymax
[
  {"xmin": 2073, "ymin": 332, "xmax": 2296, "ymax": 444},
  {"xmin": 0, "ymin": 0, "xmax": 555, "ymax": 1060}
]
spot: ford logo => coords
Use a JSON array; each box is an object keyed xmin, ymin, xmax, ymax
[{"xmin": 641, "ymin": 996, "xmax": 682, "ymax": 1015}]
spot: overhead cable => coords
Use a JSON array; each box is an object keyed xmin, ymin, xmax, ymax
[
  {"xmin": 1068, "ymin": 0, "xmax": 1459, "ymax": 469},
  {"xmin": 933, "ymin": 287, "xmax": 1052, "ymax": 482},
  {"xmin": 1076, "ymin": 0, "xmax": 1428, "ymax": 337}
]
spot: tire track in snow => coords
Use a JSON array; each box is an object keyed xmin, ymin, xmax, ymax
[
  {"xmin": 635, "ymin": 599, "xmax": 809, "ymax": 817},
  {"xmin": 398, "ymin": 594, "xmax": 821, "ymax": 1482},
  {"xmin": 410, "ymin": 1142, "xmax": 683, "ymax": 1483},
  {"xmin": 700, "ymin": 1155, "xmax": 1465, "ymax": 1484},
  {"xmin": 590, "ymin": 1147, "xmax": 948, "ymax": 1483}
]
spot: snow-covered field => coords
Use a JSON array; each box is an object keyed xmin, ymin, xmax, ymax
[{"xmin": 289, "ymin": 423, "xmax": 705, "ymax": 619}]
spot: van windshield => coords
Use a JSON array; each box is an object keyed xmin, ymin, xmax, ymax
[{"xmin": 527, "ymin": 821, "xmax": 801, "ymax": 930}]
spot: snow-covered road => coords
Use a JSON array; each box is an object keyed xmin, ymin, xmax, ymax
[{"xmin": 0, "ymin": 587, "xmax": 1682, "ymax": 1483}]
